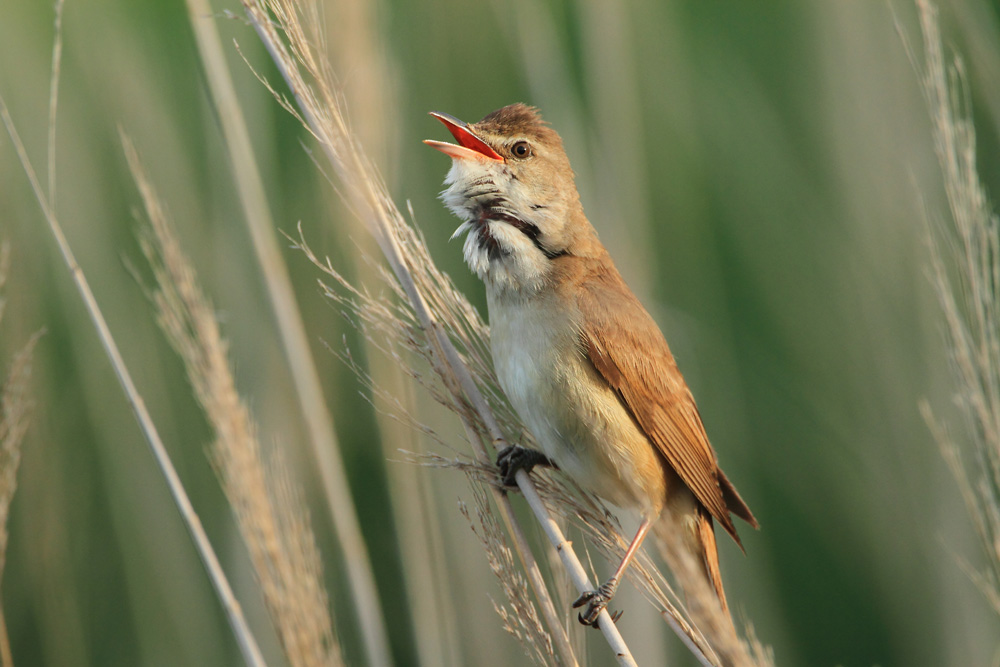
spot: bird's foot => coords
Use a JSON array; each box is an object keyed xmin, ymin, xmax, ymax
[
  {"xmin": 573, "ymin": 579, "xmax": 623, "ymax": 628},
  {"xmin": 496, "ymin": 444, "xmax": 551, "ymax": 487}
]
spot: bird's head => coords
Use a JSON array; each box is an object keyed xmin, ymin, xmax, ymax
[{"xmin": 425, "ymin": 104, "xmax": 588, "ymax": 294}]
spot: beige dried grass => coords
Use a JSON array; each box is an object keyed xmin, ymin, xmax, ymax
[
  {"xmin": 124, "ymin": 137, "xmax": 341, "ymax": 667},
  {"xmin": 460, "ymin": 482, "xmax": 556, "ymax": 666},
  {"xmin": 0, "ymin": 245, "xmax": 42, "ymax": 667},
  {"xmin": 906, "ymin": 0, "xmax": 1000, "ymax": 618}
]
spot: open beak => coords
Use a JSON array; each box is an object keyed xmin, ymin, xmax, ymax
[{"xmin": 424, "ymin": 111, "xmax": 504, "ymax": 161}]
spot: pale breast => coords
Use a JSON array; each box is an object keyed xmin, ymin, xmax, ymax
[{"xmin": 487, "ymin": 290, "xmax": 667, "ymax": 513}]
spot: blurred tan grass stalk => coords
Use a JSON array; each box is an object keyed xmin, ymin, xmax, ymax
[
  {"xmin": 910, "ymin": 0, "xmax": 1000, "ymax": 617},
  {"xmin": 0, "ymin": 245, "xmax": 41, "ymax": 667},
  {"xmin": 124, "ymin": 135, "xmax": 342, "ymax": 667}
]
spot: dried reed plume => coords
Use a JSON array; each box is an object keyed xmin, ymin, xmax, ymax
[
  {"xmin": 0, "ymin": 334, "xmax": 37, "ymax": 589},
  {"xmin": 907, "ymin": 0, "xmax": 1000, "ymax": 617},
  {"xmin": 0, "ymin": 244, "xmax": 42, "ymax": 667},
  {"xmin": 460, "ymin": 482, "xmax": 555, "ymax": 666},
  {"xmin": 124, "ymin": 138, "xmax": 341, "ymax": 667}
]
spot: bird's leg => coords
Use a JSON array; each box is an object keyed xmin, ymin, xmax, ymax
[
  {"xmin": 573, "ymin": 517, "xmax": 653, "ymax": 627},
  {"xmin": 496, "ymin": 443, "xmax": 552, "ymax": 487}
]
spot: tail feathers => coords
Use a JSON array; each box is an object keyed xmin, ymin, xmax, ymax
[
  {"xmin": 697, "ymin": 506, "xmax": 729, "ymax": 614},
  {"xmin": 653, "ymin": 505, "xmax": 732, "ymax": 619}
]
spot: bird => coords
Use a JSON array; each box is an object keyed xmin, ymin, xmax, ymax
[{"xmin": 424, "ymin": 103, "xmax": 757, "ymax": 627}]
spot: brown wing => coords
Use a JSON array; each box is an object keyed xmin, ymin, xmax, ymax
[{"xmin": 578, "ymin": 267, "xmax": 757, "ymax": 546}]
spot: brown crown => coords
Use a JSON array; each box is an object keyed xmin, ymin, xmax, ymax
[{"xmin": 475, "ymin": 103, "xmax": 562, "ymax": 146}]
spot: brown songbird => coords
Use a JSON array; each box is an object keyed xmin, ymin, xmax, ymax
[{"xmin": 425, "ymin": 103, "xmax": 757, "ymax": 626}]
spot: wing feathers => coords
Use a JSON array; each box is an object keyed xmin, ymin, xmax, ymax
[
  {"xmin": 719, "ymin": 468, "xmax": 759, "ymax": 528},
  {"xmin": 578, "ymin": 267, "xmax": 755, "ymax": 545}
]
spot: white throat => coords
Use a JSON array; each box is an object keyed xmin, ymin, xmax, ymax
[{"xmin": 440, "ymin": 158, "xmax": 556, "ymax": 296}]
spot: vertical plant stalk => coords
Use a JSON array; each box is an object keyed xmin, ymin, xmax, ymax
[
  {"xmin": 0, "ymin": 98, "xmax": 267, "ymax": 667},
  {"xmin": 0, "ymin": 335, "xmax": 42, "ymax": 667},
  {"xmin": 0, "ymin": 247, "xmax": 43, "ymax": 667},
  {"xmin": 46, "ymin": 0, "xmax": 64, "ymax": 201},
  {"xmin": 316, "ymin": 4, "xmax": 462, "ymax": 662},
  {"xmin": 235, "ymin": 0, "xmax": 621, "ymax": 663},
  {"xmin": 906, "ymin": 0, "xmax": 1000, "ymax": 613},
  {"xmin": 183, "ymin": 2, "xmax": 391, "ymax": 664},
  {"xmin": 125, "ymin": 135, "xmax": 341, "ymax": 667}
]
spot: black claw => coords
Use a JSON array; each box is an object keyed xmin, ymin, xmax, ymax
[
  {"xmin": 575, "ymin": 607, "xmax": 621, "ymax": 629},
  {"xmin": 496, "ymin": 444, "xmax": 551, "ymax": 487},
  {"xmin": 572, "ymin": 580, "xmax": 620, "ymax": 627}
]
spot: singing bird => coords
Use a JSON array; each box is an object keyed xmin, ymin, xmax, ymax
[{"xmin": 425, "ymin": 104, "xmax": 757, "ymax": 626}]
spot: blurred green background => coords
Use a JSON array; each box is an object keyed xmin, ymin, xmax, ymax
[{"xmin": 2, "ymin": 0, "xmax": 999, "ymax": 665}]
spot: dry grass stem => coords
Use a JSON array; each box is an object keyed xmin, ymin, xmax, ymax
[
  {"xmin": 124, "ymin": 137, "xmax": 341, "ymax": 667},
  {"xmin": 460, "ymin": 482, "xmax": 556, "ymax": 666},
  {"xmin": 905, "ymin": 0, "xmax": 1000, "ymax": 617},
  {"xmin": 46, "ymin": 0, "xmax": 64, "ymax": 201}
]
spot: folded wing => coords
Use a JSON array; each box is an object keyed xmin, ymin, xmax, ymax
[{"xmin": 578, "ymin": 268, "xmax": 757, "ymax": 545}]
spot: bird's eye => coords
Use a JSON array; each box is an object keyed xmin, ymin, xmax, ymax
[{"xmin": 511, "ymin": 141, "xmax": 532, "ymax": 158}]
